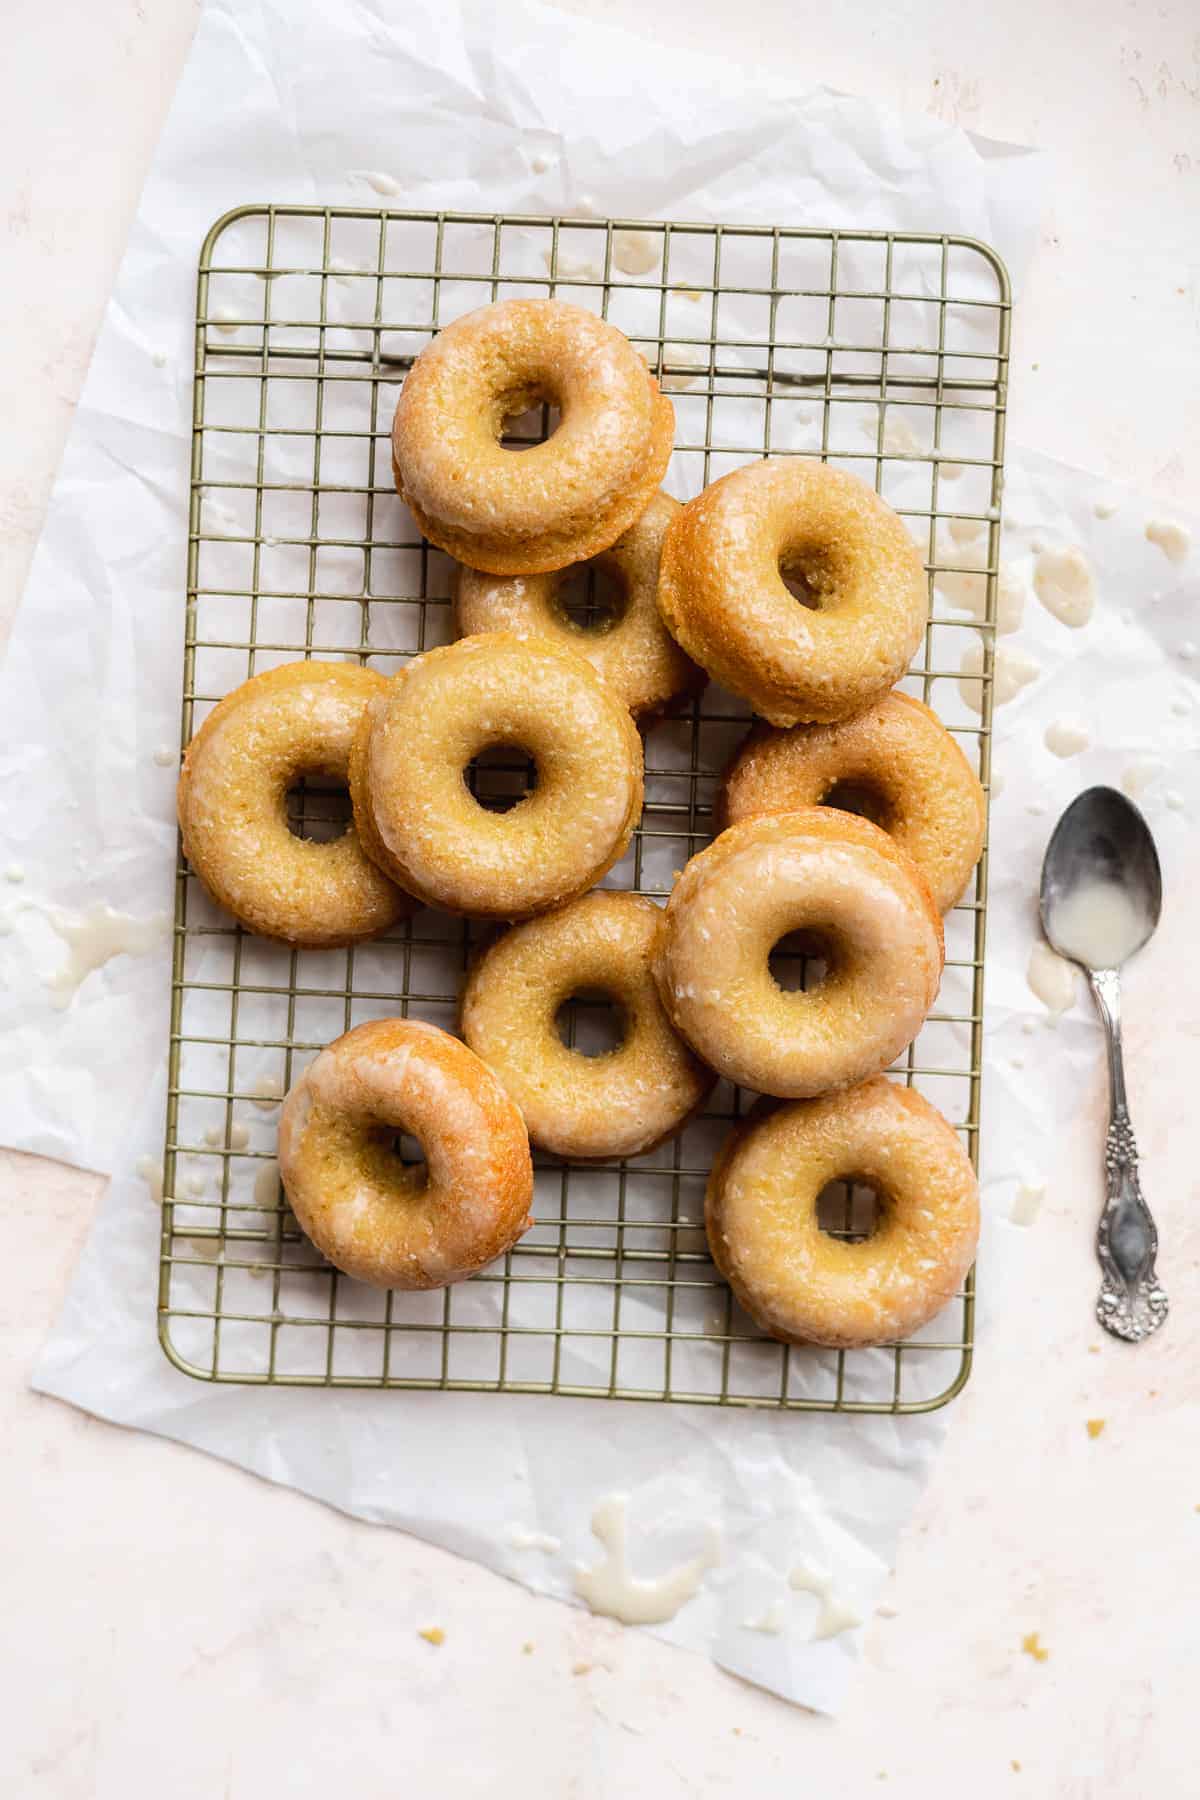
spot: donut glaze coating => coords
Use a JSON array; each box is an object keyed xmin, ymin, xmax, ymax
[
  {"xmin": 349, "ymin": 633, "xmax": 644, "ymax": 919},
  {"xmin": 177, "ymin": 661, "xmax": 412, "ymax": 947},
  {"xmin": 392, "ymin": 299, "xmax": 675, "ymax": 576},
  {"xmin": 721, "ymin": 693, "xmax": 985, "ymax": 912},
  {"xmin": 278, "ymin": 1018, "xmax": 533, "ymax": 1290},
  {"xmin": 706, "ymin": 1077, "xmax": 979, "ymax": 1347},
  {"xmin": 657, "ymin": 458, "xmax": 928, "ymax": 725},
  {"xmin": 453, "ymin": 490, "xmax": 701, "ymax": 718},
  {"xmin": 461, "ymin": 891, "xmax": 714, "ymax": 1159},
  {"xmin": 653, "ymin": 808, "xmax": 944, "ymax": 1099}
]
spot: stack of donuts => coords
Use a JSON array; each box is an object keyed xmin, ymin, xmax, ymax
[{"xmin": 177, "ymin": 297, "xmax": 983, "ymax": 1351}]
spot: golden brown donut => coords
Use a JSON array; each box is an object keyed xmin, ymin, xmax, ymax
[
  {"xmin": 706, "ymin": 1077, "xmax": 979, "ymax": 1347},
  {"xmin": 278, "ymin": 1018, "xmax": 533, "ymax": 1289},
  {"xmin": 720, "ymin": 693, "xmax": 986, "ymax": 913},
  {"xmin": 461, "ymin": 891, "xmax": 715, "ymax": 1160},
  {"xmin": 391, "ymin": 299, "xmax": 675, "ymax": 575},
  {"xmin": 452, "ymin": 490, "xmax": 702, "ymax": 718},
  {"xmin": 653, "ymin": 808, "xmax": 943, "ymax": 1099},
  {"xmin": 177, "ymin": 661, "xmax": 412, "ymax": 947},
  {"xmin": 349, "ymin": 633, "xmax": 644, "ymax": 919},
  {"xmin": 657, "ymin": 458, "xmax": 928, "ymax": 725}
]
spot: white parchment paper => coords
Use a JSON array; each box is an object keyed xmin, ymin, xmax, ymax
[{"xmin": 14, "ymin": 0, "xmax": 1192, "ymax": 1719}]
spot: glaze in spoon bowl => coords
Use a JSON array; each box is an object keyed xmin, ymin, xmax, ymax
[
  {"xmin": 1040, "ymin": 785, "xmax": 1161, "ymax": 970},
  {"xmin": 1039, "ymin": 786, "xmax": 1166, "ymax": 1343}
]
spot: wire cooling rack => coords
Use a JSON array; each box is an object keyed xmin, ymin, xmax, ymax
[{"xmin": 159, "ymin": 204, "xmax": 1007, "ymax": 1413}]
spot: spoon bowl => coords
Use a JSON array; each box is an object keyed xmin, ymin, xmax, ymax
[
  {"xmin": 1038, "ymin": 785, "xmax": 1167, "ymax": 1343},
  {"xmin": 1040, "ymin": 786, "xmax": 1161, "ymax": 971}
]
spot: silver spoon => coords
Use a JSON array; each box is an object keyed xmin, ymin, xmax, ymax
[{"xmin": 1039, "ymin": 785, "xmax": 1167, "ymax": 1342}]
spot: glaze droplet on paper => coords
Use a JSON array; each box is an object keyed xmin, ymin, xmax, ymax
[
  {"xmin": 1093, "ymin": 500, "xmax": 1118, "ymax": 520},
  {"xmin": 572, "ymin": 1493, "xmax": 719, "ymax": 1626},
  {"xmin": 996, "ymin": 564, "xmax": 1028, "ymax": 635},
  {"xmin": 1026, "ymin": 941, "xmax": 1077, "ymax": 1021},
  {"xmin": 5, "ymin": 864, "xmax": 25, "ymax": 884},
  {"xmin": 878, "ymin": 411, "xmax": 925, "ymax": 458},
  {"xmin": 1165, "ymin": 790, "xmax": 1185, "ymax": 813},
  {"xmin": 153, "ymin": 746, "xmax": 177, "ymax": 767},
  {"xmin": 136, "ymin": 1156, "xmax": 164, "ymax": 1205},
  {"xmin": 660, "ymin": 343, "xmax": 707, "ymax": 392},
  {"xmin": 1044, "ymin": 718, "xmax": 1090, "ymax": 758},
  {"xmin": 1120, "ymin": 757, "xmax": 1162, "ymax": 800},
  {"xmin": 612, "ymin": 230, "xmax": 660, "ymax": 276},
  {"xmin": 253, "ymin": 1160, "xmax": 281, "ymax": 1208},
  {"xmin": 354, "ymin": 169, "xmax": 401, "ymax": 197},
  {"xmin": 743, "ymin": 1599, "xmax": 786, "ymax": 1636},
  {"xmin": 44, "ymin": 904, "xmax": 171, "ymax": 1009},
  {"xmin": 787, "ymin": 1564, "xmax": 863, "ymax": 1641},
  {"xmin": 508, "ymin": 1526, "xmax": 561, "ymax": 1553},
  {"xmin": 1145, "ymin": 519, "xmax": 1190, "ymax": 565},
  {"xmin": 249, "ymin": 1073, "xmax": 285, "ymax": 1110},
  {"xmin": 1010, "ymin": 1181, "xmax": 1046, "ymax": 1227},
  {"xmin": 958, "ymin": 640, "xmax": 1039, "ymax": 715},
  {"xmin": 542, "ymin": 248, "xmax": 601, "ymax": 283},
  {"xmin": 1034, "ymin": 546, "xmax": 1095, "ymax": 628}
]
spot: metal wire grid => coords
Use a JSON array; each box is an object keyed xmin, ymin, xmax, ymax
[{"xmin": 159, "ymin": 204, "xmax": 1007, "ymax": 1414}]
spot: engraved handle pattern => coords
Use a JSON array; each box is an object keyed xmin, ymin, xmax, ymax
[
  {"xmin": 1090, "ymin": 969, "xmax": 1167, "ymax": 1343},
  {"xmin": 1096, "ymin": 1108, "xmax": 1167, "ymax": 1342}
]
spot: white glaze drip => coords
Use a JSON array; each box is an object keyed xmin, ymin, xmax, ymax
[
  {"xmin": 136, "ymin": 1156, "xmax": 164, "ymax": 1205},
  {"xmin": 572, "ymin": 1494, "xmax": 719, "ymax": 1626},
  {"xmin": 1145, "ymin": 518, "xmax": 1190, "ymax": 564},
  {"xmin": 1010, "ymin": 1181, "xmax": 1045, "ymax": 1227},
  {"xmin": 508, "ymin": 1526, "xmax": 561, "ymax": 1553},
  {"xmin": 1026, "ymin": 941, "xmax": 1077, "ymax": 1021},
  {"xmin": 249, "ymin": 1073, "xmax": 284, "ymax": 1110},
  {"xmin": 1120, "ymin": 757, "xmax": 1162, "ymax": 799},
  {"xmin": 1043, "ymin": 718, "xmax": 1090, "ymax": 758},
  {"xmin": 44, "ymin": 904, "xmax": 170, "ymax": 1008},
  {"xmin": 612, "ymin": 230, "xmax": 659, "ymax": 276},
  {"xmin": 1033, "ymin": 546, "xmax": 1096, "ymax": 628},
  {"xmin": 253, "ymin": 1160, "xmax": 280, "ymax": 1208},
  {"xmin": 787, "ymin": 1563, "xmax": 863, "ymax": 1640}
]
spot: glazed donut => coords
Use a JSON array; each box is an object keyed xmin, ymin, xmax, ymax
[
  {"xmin": 278, "ymin": 1018, "xmax": 533, "ymax": 1289},
  {"xmin": 177, "ymin": 661, "xmax": 411, "ymax": 947},
  {"xmin": 706, "ymin": 1076, "xmax": 979, "ymax": 1347},
  {"xmin": 653, "ymin": 808, "xmax": 943, "ymax": 1099},
  {"xmin": 721, "ymin": 693, "xmax": 985, "ymax": 913},
  {"xmin": 392, "ymin": 299, "xmax": 675, "ymax": 576},
  {"xmin": 461, "ymin": 892, "xmax": 715, "ymax": 1160},
  {"xmin": 349, "ymin": 633, "xmax": 644, "ymax": 918},
  {"xmin": 453, "ymin": 490, "xmax": 702, "ymax": 718},
  {"xmin": 657, "ymin": 458, "xmax": 928, "ymax": 725}
]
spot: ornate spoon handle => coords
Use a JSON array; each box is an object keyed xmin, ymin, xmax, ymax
[{"xmin": 1089, "ymin": 969, "xmax": 1167, "ymax": 1343}]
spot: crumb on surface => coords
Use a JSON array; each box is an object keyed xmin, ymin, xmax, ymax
[
  {"xmin": 1012, "ymin": 1761, "xmax": 1022, "ymax": 1773},
  {"xmin": 522, "ymin": 1641, "xmax": 535, "ymax": 1654},
  {"xmin": 418, "ymin": 1626, "xmax": 445, "ymax": 1647},
  {"xmin": 1088, "ymin": 1345, "xmax": 1101, "ymax": 1355},
  {"xmin": 1021, "ymin": 1632, "xmax": 1049, "ymax": 1663},
  {"xmin": 572, "ymin": 1660, "xmax": 593, "ymax": 1676},
  {"xmin": 1086, "ymin": 1418, "xmax": 1106, "ymax": 1439}
]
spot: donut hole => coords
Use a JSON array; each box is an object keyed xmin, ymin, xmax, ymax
[
  {"xmin": 498, "ymin": 387, "xmax": 563, "ymax": 451},
  {"xmin": 285, "ymin": 775, "xmax": 353, "ymax": 843},
  {"xmin": 464, "ymin": 743, "xmax": 539, "ymax": 813},
  {"xmin": 555, "ymin": 988, "xmax": 627, "ymax": 1058},
  {"xmin": 779, "ymin": 548, "xmax": 836, "ymax": 611},
  {"xmin": 555, "ymin": 560, "xmax": 629, "ymax": 635},
  {"xmin": 369, "ymin": 1127, "xmax": 429, "ymax": 1196},
  {"xmin": 820, "ymin": 779, "xmax": 894, "ymax": 831},
  {"xmin": 768, "ymin": 928, "xmax": 833, "ymax": 993},
  {"xmin": 816, "ymin": 1177, "xmax": 883, "ymax": 1243}
]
